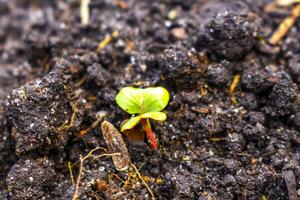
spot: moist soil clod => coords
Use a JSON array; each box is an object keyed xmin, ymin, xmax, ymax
[{"xmin": 0, "ymin": 0, "xmax": 300, "ymax": 199}]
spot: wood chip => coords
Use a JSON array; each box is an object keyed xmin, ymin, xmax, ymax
[
  {"xmin": 96, "ymin": 31, "xmax": 120, "ymax": 52},
  {"xmin": 80, "ymin": 0, "xmax": 90, "ymax": 26},
  {"xmin": 229, "ymin": 75, "xmax": 240, "ymax": 105},
  {"xmin": 116, "ymin": 0, "xmax": 129, "ymax": 9},
  {"xmin": 276, "ymin": 0, "xmax": 300, "ymax": 6},
  {"xmin": 170, "ymin": 27, "xmax": 188, "ymax": 40},
  {"xmin": 101, "ymin": 121, "xmax": 131, "ymax": 171},
  {"xmin": 125, "ymin": 40, "xmax": 134, "ymax": 52},
  {"xmin": 191, "ymin": 107, "xmax": 209, "ymax": 114}
]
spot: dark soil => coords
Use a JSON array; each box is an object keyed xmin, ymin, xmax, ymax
[{"xmin": 0, "ymin": 0, "xmax": 300, "ymax": 199}]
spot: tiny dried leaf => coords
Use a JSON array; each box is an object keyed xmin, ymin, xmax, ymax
[{"xmin": 101, "ymin": 121, "xmax": 131, "ymax": 171}]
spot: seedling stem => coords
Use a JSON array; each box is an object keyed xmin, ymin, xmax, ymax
[
  {"xmin": 115, "ymin": 87, "xmax": 169, "ymax": 149},
  {"xmin": 140, "ymin": 118, "xmax": 157, "ymax": 149}
]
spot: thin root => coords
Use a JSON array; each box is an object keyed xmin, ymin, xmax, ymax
[
  {"xmin": 79, "ymin": 117, "xmax": 103, "ymax": 137},
  {"xmin": 110, "ymin": 173, "xmax": 126, "ymax": 184},
  {"xmin": 71, "ymin": 147, "xmax": 121, "ymax": 200},
  {"xmin": 57, "ymin": 102, "xmax": 79, "ymax": 132},
  {"xmin": 68, "ymin": 161, "xmax": 75, "ymax": 186},
  {"xmin": 72, "ymin": 155, "xmax": 84, "ymax": 200},
  {"xmin": 131, "ymin": 164, "xmax": 155, "ymax": 200},
  {"xmin": 92, "ymin": 153, "xmax": 121, "ymax": 161}
]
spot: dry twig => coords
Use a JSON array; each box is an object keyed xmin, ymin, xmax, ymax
[
  {"xmin": 96, "ymin": 31, "xmax": 120, "ymax": 52},
  {"xmin": 269, "ymin": 4, "xmax": 300, "ymax": 45},
  {"xmin": 80, "ymin": 0, "xmax": 90, "ymax": 26},
  {"xmin": 229, "ymin": 75, "xmax": 240, "ymax": 105}
]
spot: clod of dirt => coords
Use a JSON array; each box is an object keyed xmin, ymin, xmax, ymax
[
  {"xmin": 245, "ymin": 111, "xmax": 266, "ymax": 125},
  {"xmin": 198, "ymin": 0, "xmax": 249, "ymax": 20},
  {"xmin": 6, "ymin": 158, "xmax": 56, "ymax": 200},
  {"xmin": 25, "ymin": 31, "xmax": 51, "ymax": 67},
  {"xmin": 283, "ymin": 170, "xmax": 298, "ymax": 200},
  {"xmin": 87, "ymin": 63, "xmax": 113, "ymax": 87},
  {"xmin": 126, "ymin": 138, "xmax": 151, "ymax": 163},
  {"xmin": 289, "ymin": 55, "xmax": 300, "ymax": 83},
  {"xmin": 74, "ymin": 169, "xmax": 111, "ymax": 199},
  {"xmin": 263, "ymin": 76, "xmax": 298, "ymax": 117},
  {"xmin": 205, "ymin": 61, "xmax": 232, "ymax": 87},
  {"xmin": 196, "ymin": 1, "xmax": 260, "ymax": 60},
  {"xmin": 239, "ymin": 92, "xmax": 259, "ymax": 110},
  {"xmin": 290, "ymin": 112, "xmax": 300, "ymax": 130},
  {"xmin": 158, "ymin": 47, "xmax": 200, "ymax": 90},
  {"xmin": 242, "ymin": 123, "xmax": 267, "ymax": 150},
  {"xmin": 7, "ymin": 72, "xmax": 78, "ymax": 155},
  {"xmin": 0, "ymin": 111, "xmax": 16, "ymax": 189},
  {"xmin": 164, "ymin": 167, "xmax": 202, "ymax": 199},
  {"xmin": 0, "ymin": 0, "xmax": 9, "ymax": 15},
  {"xmin": 167, "ymin": 0, "xmax": 196, "ymax": 10},
  {"xmin": 241, "ymin": 71, "xmax": 274, "ymax": 94}
]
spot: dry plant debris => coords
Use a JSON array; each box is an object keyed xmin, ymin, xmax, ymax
[
  {"xmin": 96, "ymin": 31, "xmax": 120, "ymax": 52},
  {"xmin": 229, "ymin": 75, "xmax": 240, "ymax": 105},
  {"xmin": 101, "ymin": 121, "xmax": 131, "ymax": 171},
  {"xmin": 276, "ymin": 0, "xmax": 300, "ymax": 6},
  {"xmin": 269, "ymin": 4, "xmax": 300, "ymax": 45},
  {"xmin": 80, "ymin": 0, "xmax": 90, "ymax": 26},
  {"xmin": 71, "ymin": 147, "xmax": 120, "ymax": 200}
]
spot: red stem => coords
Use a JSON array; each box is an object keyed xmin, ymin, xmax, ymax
[{"xmin": 140, "ymin": 118, "xmax": 158, "ymax": 149}]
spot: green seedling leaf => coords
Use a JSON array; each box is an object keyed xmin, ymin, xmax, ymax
[
  {"xmin": 121, "ymin": 116, "xmax": 141, "ymax": 132},
  {"xmin": 140, "ymin": 111, "xmax": 166, "ymax": 121},
  {"xmin": 116, "ymin": 87, "xmax": 170, "ymax": 114},
  {"xmin": 121, "ymin": 111, "xmax": 166, "ymax": 132}
]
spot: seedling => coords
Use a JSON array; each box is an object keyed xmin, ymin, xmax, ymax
[{"xmin": 116, "ymin": 87, "xmax": 170, "ymax": 149}]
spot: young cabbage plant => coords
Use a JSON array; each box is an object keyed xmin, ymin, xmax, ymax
[{"xmin": 116, "ymin": 87, "xmax": 170, "ymax": 149}]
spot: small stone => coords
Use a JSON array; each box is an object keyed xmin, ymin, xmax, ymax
[{"xmin": 170, "ymin": 27, "xmax": 188, "ymax": 40}]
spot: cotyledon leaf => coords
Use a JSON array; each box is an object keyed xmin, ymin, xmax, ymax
[
  {"xmin": 140, "ymin": 111, "xmax": 166, "ymax": 121},
  {"xmin": 116, "ymin": 87, "xmax": 170, "ymax": 114},
  {"xmin": 121, "ymin": 115, "xmax": 141, "ymax": 132},
  {"xmin": 120, "ymin": 111, "xmax": 167, "ymax": 132}
]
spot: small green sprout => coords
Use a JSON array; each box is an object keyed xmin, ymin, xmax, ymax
[{"xmin": 116, "ymin": 87, "xmax": 170, "ymax": 149}]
